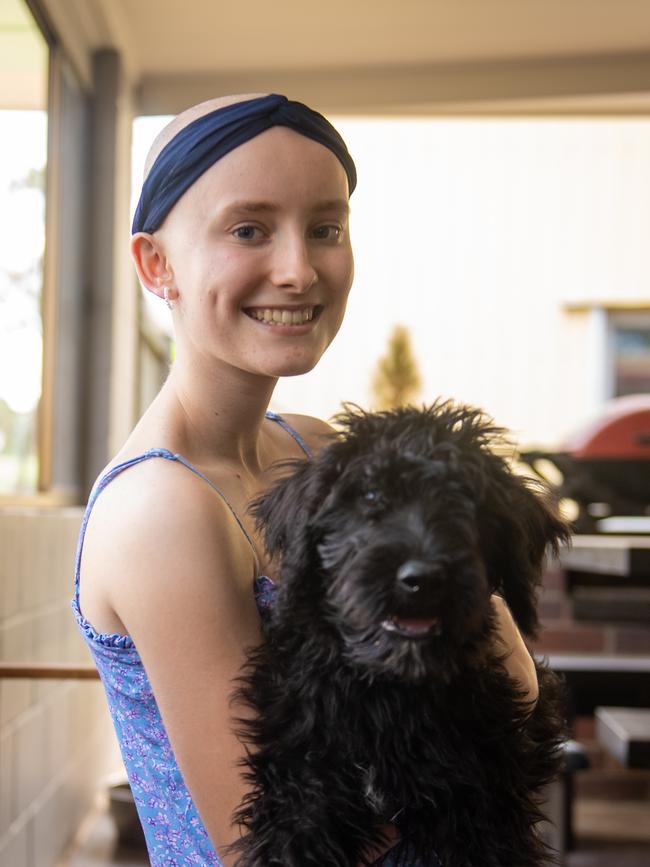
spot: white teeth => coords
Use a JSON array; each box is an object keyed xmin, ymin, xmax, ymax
[{"xmin": 248, "ymin": 306, "xmax": 315, "ymax": 325}]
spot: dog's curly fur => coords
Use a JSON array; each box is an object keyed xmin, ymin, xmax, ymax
[{"xmin": 230, "ymin": 402, "xmax": 570, "ymax": 867}]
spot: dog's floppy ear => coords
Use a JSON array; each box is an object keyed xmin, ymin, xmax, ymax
[
  {"xmin": 480, "ymin": 464, "xmax": 570, "ymax": 636},
  {"xmin": 250, "ymin": 455, "xmax": 339, "ymax": 576}
]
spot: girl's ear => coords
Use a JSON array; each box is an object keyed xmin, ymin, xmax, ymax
[{"xmin": 130, "ymin": 232, "xmax": 175, "ymax": 302}]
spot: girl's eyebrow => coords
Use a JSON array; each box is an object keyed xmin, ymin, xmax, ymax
[
  {"xmin": 313, "ymin": 199, "xmax": 350, "ymax": 214},
  {"xmin": 220, "ymin": 199, "xmax": 350, "ymax": 216},
  {"xmin": 222, "ymin": 201, "xmax": 278, "ymax": 214}
]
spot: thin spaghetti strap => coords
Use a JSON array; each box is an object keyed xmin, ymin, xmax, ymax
[
  {"xmin": 170, "ymin": 452, "xmax": 259, "ymax": 559},
  {"xmin": 265, "ymin": 410, "xmax": 312, "ymax": 456}
]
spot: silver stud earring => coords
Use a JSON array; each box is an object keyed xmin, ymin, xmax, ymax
[{"xmin": 163, "ymin": 287, "xmax": 174, "ymax": 310}]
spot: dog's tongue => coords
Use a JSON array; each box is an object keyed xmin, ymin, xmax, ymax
[{"xmin": 393, "ymin": 616, "xmax": 438, "ymax": 633}]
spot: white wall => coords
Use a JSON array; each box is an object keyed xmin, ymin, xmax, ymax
[{"xmin": 273, "ymin": 118, "xmax": 650, "ymax": 448}]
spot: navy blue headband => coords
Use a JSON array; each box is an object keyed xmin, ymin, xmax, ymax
[{"xmin": 132, "ymin": 93, "xmax": 357, "ymax": 235}]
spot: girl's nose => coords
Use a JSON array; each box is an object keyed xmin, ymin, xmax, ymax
[{"xmin": 270, "ymin": 233, "xmax": 318, "ymax": 293}]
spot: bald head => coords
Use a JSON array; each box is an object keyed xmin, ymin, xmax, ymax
[
  {"xmin": 143, "ymin": 92, "xmax": 269, "ymax": 179},
  {"xmin": 132, "ymin": 93, "xmax": 357, "ymax": 235}
]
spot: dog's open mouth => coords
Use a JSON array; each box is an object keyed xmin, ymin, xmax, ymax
[{"xmin": 380, "ymin": 616, "xmax": 442, "ymax": 639}]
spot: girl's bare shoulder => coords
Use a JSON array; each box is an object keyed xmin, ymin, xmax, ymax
[
  {"xmin": 80, "ymin": 453, "xmax": 257, "ymax": 631},
  {"xmin": 85, "ymin": 450, "xmax": 245, "ymax": 543}
]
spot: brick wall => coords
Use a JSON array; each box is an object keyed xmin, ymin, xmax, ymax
[
  {"xmin": 532, "ymin": 561, "xmax": 650, "ymax": 656},
  {"xmin": 0, "ymin": 508, "xmax": 122, "ymax": 867}
]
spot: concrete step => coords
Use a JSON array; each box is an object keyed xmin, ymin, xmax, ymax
[
  {"xmin": 576, "ymin": 769, "xmax": 650, "ymax": 800},
  {"xmin": 571, "ymin": 733, "xmax": 650, "ymax": 799},
  {"xmin": 574, "ymin": 798, "xmax": 650, "ymax": 845}
]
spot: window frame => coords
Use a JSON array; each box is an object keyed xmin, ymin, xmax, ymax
[
  {"xmin": 564, "ymin": 301, "xmax": 650, "ymax": 408},
  {"xmin": 0, "ymin": 2, "xmax": 76, "ymax": 506}
]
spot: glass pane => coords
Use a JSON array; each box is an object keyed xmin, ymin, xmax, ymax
[
  {"xmin": 0, "ymin": 0, "xmax": 48, "ymax": 494},
  {"xmin": 614, "ymin": 326, "xmax": 650, "ymax": 397}
]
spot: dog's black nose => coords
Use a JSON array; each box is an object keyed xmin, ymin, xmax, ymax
[{"xmin": 396, "ymin": 560, "xmax": 445, "ymax": 593}]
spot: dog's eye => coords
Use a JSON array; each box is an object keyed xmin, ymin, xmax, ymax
[{"xmin": 362, "ymin": 490, "xmax": 385, "ymax": 511}]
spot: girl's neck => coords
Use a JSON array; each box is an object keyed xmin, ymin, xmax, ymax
[{"xmin": 141, "ymin": 355, "xmax": 279, "ymax": 472}]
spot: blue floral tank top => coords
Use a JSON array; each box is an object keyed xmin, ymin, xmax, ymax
[{"xmin": 70, "ymin": 412, "xmax": 308, "ymax": 866}]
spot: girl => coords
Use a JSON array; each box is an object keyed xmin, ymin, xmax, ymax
[{"xmin": 72, "ymin": 93, "xmax": 538, "ymax": 866}]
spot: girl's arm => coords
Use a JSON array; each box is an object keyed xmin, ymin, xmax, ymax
[
  {"xmin": 84, "ymin": 458, "xmax": 264, "ymax": 866},
  {"xmin": 490, "ymin": 594, "xmax": 539, "ymax": 703}
]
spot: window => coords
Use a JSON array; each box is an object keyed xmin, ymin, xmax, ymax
[
  {"xmin": 611, "ymin": 314, "xmax": 650, "ymax": 397},
  {"xmin": 0, "ymin": 0, "xmax": 49, "ymax": 495}
]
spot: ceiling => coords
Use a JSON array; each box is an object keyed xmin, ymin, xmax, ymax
[
  {"xmin": 31, "ymin": 0, "xmax": 650, "ymax": 113},
  {"xmin": 46, "ymin": 0, "xmax": 650, "ymax": 75}
]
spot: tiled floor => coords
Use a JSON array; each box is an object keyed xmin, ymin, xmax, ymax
[{"xmin": 59, "ymin": 794, "xmax": 650, "ymax": 867}]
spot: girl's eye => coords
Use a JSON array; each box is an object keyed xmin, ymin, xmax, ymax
[
  {"xmin": 311, "ymin": 225, "xmax": 342, "ymax": 242},
  {"xmin": 232, "ymin": 225, "xmax": 263, "ymax": 241}
]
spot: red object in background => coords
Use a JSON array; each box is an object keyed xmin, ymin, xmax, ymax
[
  {"xmin": 520, "ymin": 395, "xmax": 650, "ymax": 531},
  {"xmin": 563, "ymin": 395, "xmax": 650, "ymax": 460}
]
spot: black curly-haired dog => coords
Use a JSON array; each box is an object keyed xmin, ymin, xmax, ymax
[{"xmin": 230, "ymin": 402, "xmax": 570, "ymax": 867}]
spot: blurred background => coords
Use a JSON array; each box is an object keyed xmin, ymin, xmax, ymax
[{"xmin": 0, "ymin": 0, "xmax": 649, "ymax": 864}]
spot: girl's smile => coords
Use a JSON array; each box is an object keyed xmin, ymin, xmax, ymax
[{"xmin": 243, "ymin": 303, "xmax": 323, "ymax": 332}]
